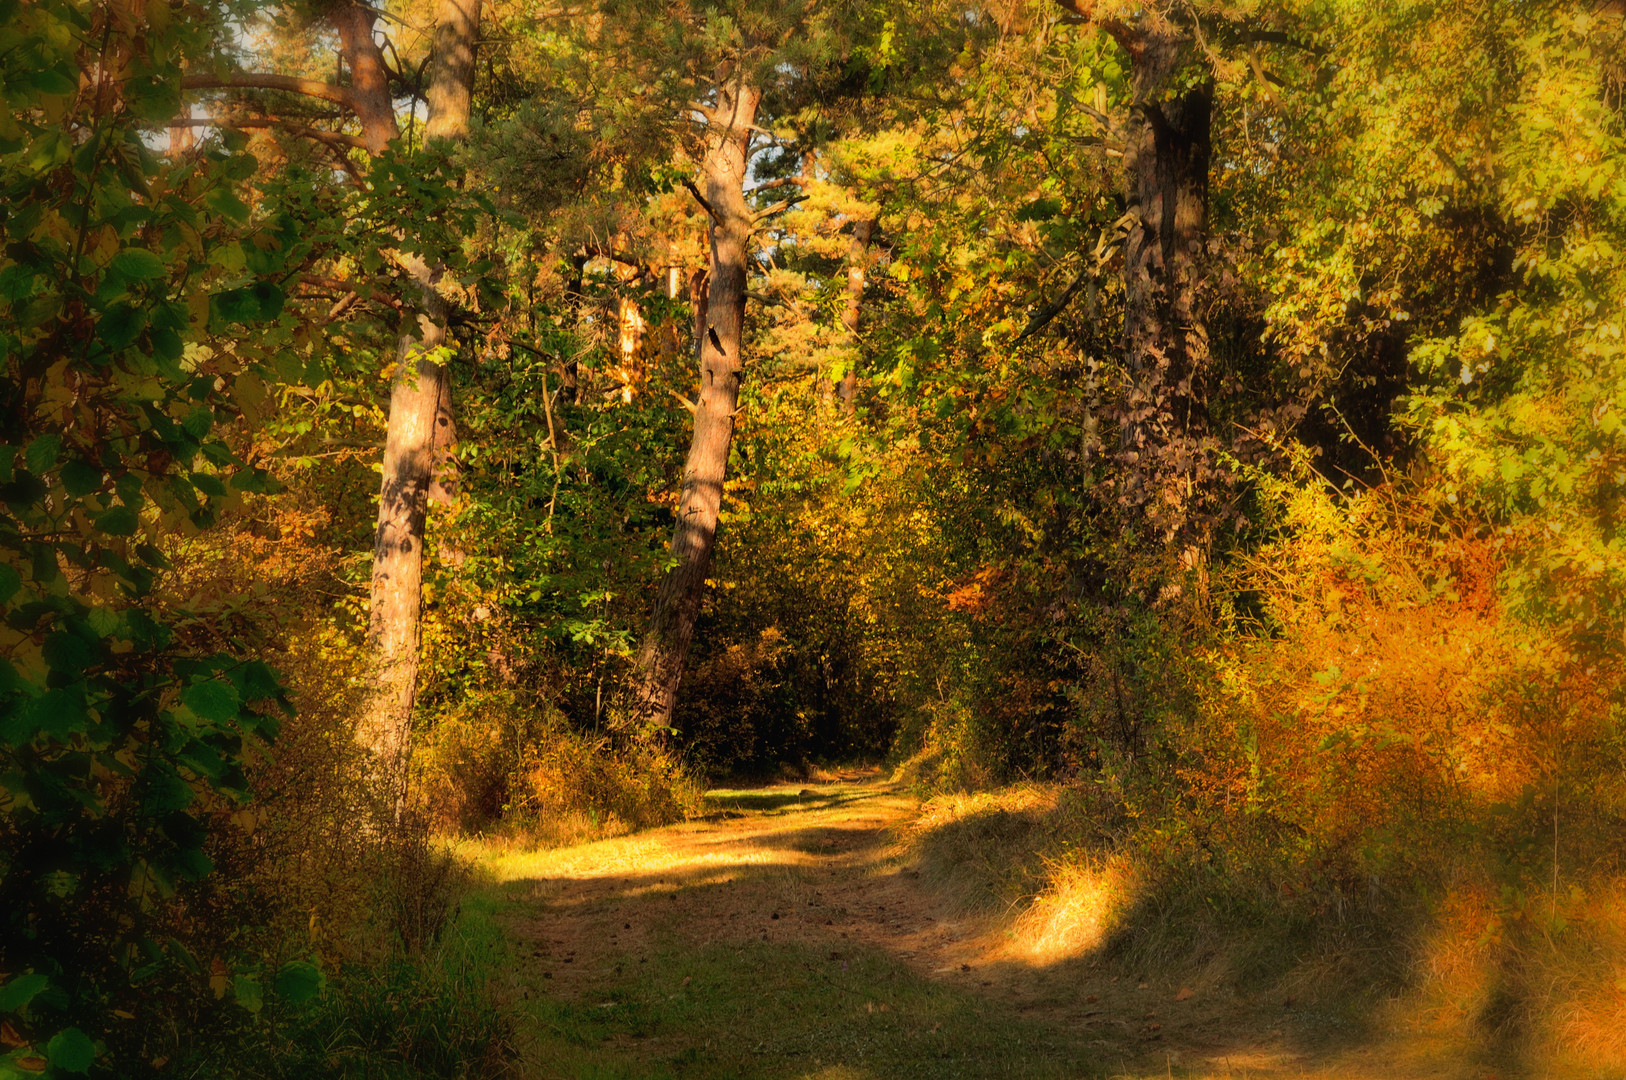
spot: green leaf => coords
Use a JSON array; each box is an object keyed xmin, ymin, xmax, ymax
[
  {"xmin": 41, "ymin": 631, "xmax": 95, "ymax": 673},
  {"xmin": 231, "ymin": 660, "xmax": 283, "ymax": 701},
  {"xmin": 0, "ymin": 972, "xmax": 48, "ymax": 1012},
  {"xmin": 29, "ymin": 64, "xmax": 78, "ymax": 97},
  {"xmin": 94, "ymin": 505, "xmax": 139, "ymax": 536},
  {"xmin": 251, "ymin": 281, "xmax": 284, "ymax": 320},
  {"xmin": 60, "ymin": 460, "xmax": 103, "ymax": 496},
  {"xmin": 211, "ymin": 289, "xmax": 260, "ymax": 324},
  {"xmin": 45, "ymin": 1028, "xmax": 95, "ymax": 1073},
  {"xmin": 204, "ymin": 188, "xmax": 251, "ymax": 224},
  {"xmin": 182, "ymin": 679, "xmax": 240, "ymax": 722},
  {"xmin": 233, "ymin": 975, "xmax": 263, "ymax": 1014},
  {"xmin": 152, "ymin": 326, "xmax": 184, "ymax": 365},
  {"xmin": 182, "ymin": 408, "xmax": 213, "ymax": 439},
  {"xmin": 176, "ymin": 739, "xmax": 225, "ymax": 779},
  {"xmin": 0, "ymin": 564, "xmax": 20, "ymax": 605},
  {"xmin": 171, "ymin": 845, "xmax": 213, "ymax": 880},
  {"xmin": 25, "ymin": 130, "xmax": 69, "ymax": 173},
  {"xmin": 23, "ymin": 435, "xmax": 60, "ymax": 476},
  {"xmin": 110, "ymin": 248, "xmax": 167, "ymax": 282},
  {"xmin": 142, "ymin": 766, "xmax": 193, "ymax": 813},
  {"xmin": 274, "ymin": 960, "xmax": 324, "ymax": 1004},
  {"xmin": 96, "ymin": 304, "xmax": 145, "ymax": 352}
]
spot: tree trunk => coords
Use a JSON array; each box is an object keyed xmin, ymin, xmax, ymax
[
  {"xmin": 614, "ymin": 294, "xmax": 646, "ymax": 402},
  {"xmin": 357, "ymin": 0, "xmax": 482, "ymax": 778},
  {"xmin": 1110, "ymin": 20, "xmax": 1212, "ymax": 537},
  {"xmin": 329, "ymin": 1, "xmax": 399, "ymax": 156},
  {"xmin": 836, "ymin": 219, "xmax": 873, "ymax": 410},
  {"xmin": 629, "ymin": 77, "xmax": 761, "ymax": 735}
]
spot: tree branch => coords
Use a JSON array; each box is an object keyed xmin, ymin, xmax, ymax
[
  {"xmin": 749, "ymin": 176, "xmax": 806, "ymax": 193},
  {"xmin": 182, "ymin": 72, "xmax": 359, "ymax": 111},
  {"xmin": 683, "ymin": 178, "xmax": 720, "ymax": 222},
  {"xmin": 1241, "ymin": 29, "xmax": 1327, "ymax": 55},
  {"xmin": 166, "ymin": 116, "xmax": 368, "ymax": 150},
  {"xmin": 1013, "ymin": 268, "xmax": 1090, "ymax": 344},
  {"xmin": 752, "ymin": 193, "xmax": 809, "ymax": 223},
  {"xmin": 582, "ymin": 245, "xmax": 656, "ymax": 275}
]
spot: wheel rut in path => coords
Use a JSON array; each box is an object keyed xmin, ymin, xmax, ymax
[{"xmin": 479, "ymin": 780, "xmax": 1411, "ymax": 1079}]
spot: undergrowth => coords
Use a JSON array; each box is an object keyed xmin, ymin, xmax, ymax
[{"xmin": 896, "ymin": 477, "xmax": 1626, "ymax": 1072}]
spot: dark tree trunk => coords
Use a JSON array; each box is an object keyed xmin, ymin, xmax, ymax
[
  {"xmin": 629, "ymin": 76, "xmax": 761, "ymax": 735},
  {"xmin": 836, "ymin": 219, "xmax": 873, "ymax": 410},
  {"xmin": 1110, "ymin": 21, "xmax": 1213, "ymax": 537},
  {"xmin": 559, "ymin": 253, "xmax": 589, "ymax": 405}
]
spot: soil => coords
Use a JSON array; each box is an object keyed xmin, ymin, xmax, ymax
[{"xmin": 483, "ymin": 779, "xmax": 1519, "ymax": 1079}]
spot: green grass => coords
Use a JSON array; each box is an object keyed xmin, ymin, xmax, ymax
[{"xmin": 492, "ymin": 926, "xmax": 1119, "ymax": 1079}]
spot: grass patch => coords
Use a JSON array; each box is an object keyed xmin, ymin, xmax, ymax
[{"xmin": 484, "ymin": 923, "xmax": 1119, "ymax": 1079}]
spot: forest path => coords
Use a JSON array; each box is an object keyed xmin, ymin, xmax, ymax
[{"xmin": 469, "ymin": 778, "xmax": 1475, "ymax": 1080}]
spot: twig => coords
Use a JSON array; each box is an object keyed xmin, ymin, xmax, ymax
[
  {"xmin": 682, "ymin": 179, "xmax": 720, "ymax": 222},
  {"xmin": 1013, "ymin": 269, "xmax": 1090, "ymax": 344},
  {"xmin": 752, "ymin": 194, "xmax": 809, "ymax": 223}
]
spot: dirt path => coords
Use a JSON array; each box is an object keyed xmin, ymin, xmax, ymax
[{"xmin": 471, "ymin": 780, "xmax": 1492, "ymax": 1080}]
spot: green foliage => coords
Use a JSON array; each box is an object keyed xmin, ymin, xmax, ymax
[{"xmin": 0, "ymin": 0, "xmax": 310, "ymax": 1071}]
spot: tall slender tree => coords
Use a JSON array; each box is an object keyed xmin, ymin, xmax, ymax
[
  {"xmin": 364, "ymin": 0, "xmax": 483, "ymax": 777},
  {"xmin": 184, "ymin": 0, "xmax": 483, "ymax": 774},
  {"xmin": 630, "ymin": 71, "xmax": 762, "ymax": 733},
  {"xmin": 1055, "ymin": 3, "xmax": 1212, "ymax": 538}
]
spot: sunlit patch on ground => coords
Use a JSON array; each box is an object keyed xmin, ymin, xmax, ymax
[
  {"xmin": 1005, "ymin": 854, "xmax": 1139, "ymax": 967},
  {"xmin": 458, "ymin": 780, "xmax": 1620, "ymax": 1080}
]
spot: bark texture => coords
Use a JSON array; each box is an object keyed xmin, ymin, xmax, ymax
[
  {"xmin": 178, "ymin": 0, "xmax": 480, "ymax": 774},
  {"xmin": 1107, "ymin": 18, "xmax": 1212, "ymax": 536},
  {"xmin": 358, "ymin": 0, "xmax": 481, "ymax": 776},
  {"xmin": 329, "ymin": 2, "xmax": 399, "ymax": 155},
  {"xmin": 629, "ymin": 77, "xmax": 761, "ymax": 735},
  {"xmin": 836, "ymin": 219, "xmax": 873, "ymax": 409}
]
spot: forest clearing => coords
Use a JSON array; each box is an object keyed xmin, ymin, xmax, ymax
[{"xmin": 5, "ymin": 0, "xmax": 1626, "ymax": 1076}]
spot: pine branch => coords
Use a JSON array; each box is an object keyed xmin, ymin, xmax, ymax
[
  {"xmin": 182, "ymin": 72, "xmax": 359, "ymax": 111},
  {"xmin": 683, "ymin": 179, "xmax": 720, "ymax": 222},
  {"xmin": 166, "ymin": 116, "xmax": 368, "ymax": 150}
]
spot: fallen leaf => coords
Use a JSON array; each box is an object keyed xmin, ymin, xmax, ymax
[
  {"xmin": 1, "ymin": 1021, "xmax": 26, "ymax": 1047},
  {"xmin": 681, "ymin": 976, "xmax": 692, "ymax": 987},
  {"xmin": 16, "ymin": 1055, "xmax": 47, "ymax": 1072},
  {"xmin": 1086, "ymin": 994, "xmax": 1099, "ymax": 1004},
  {"xmin": 1174, "ymin": 986, "xmax": 1194, "ymax": 1002}
]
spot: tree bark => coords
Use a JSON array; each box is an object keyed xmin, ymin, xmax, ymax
[
  {"xmin": 836, "ymin": 218, "xmax": 873, "ymax": 410},
  {"xmin": 629, "ymin": 76, "xmax": 761, "ymax": 735},
  {"xmin": 329, "ymin": 2, "xmax": 399, "ymax": 155},
  {"xmin": 1107, "ymin": 18, "xmax": 1212, "ymax": 537},
  {"xmin": 179, "ymin": 0, "xmax": 481, "ymax": 777},
  {"xmin": 614, "ymin": 294, "xmax": 646, "ymax": 402},
  {"xmin": 357, "ymin": 0, "xmax": 481, "ymax": 778}
]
